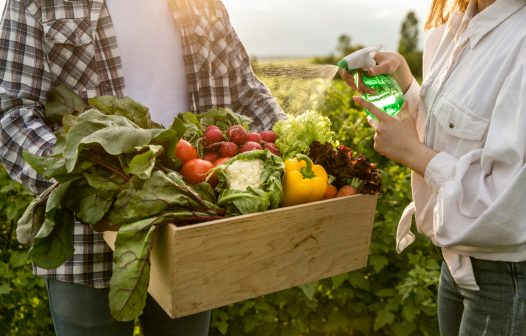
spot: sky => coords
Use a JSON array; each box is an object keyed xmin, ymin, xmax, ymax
[
  {"xmin": 223, "ymin": 0, "xmax": 430, "ymax": 58},
  {"xmin": 0, "ymin": 0, "xmax": 430, "ymax": 57}
]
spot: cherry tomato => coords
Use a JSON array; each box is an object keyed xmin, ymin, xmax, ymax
[
  {"xmin": 175, "ymin": 139, "xmax": 198, "ymax": 164},
  {"xmin": 181, "ymin": 158, "xmax": 214, "ymax": 184},
  {"xmin": 322, "ymin": 184, "xmax": 338, "ymax": 199},
  {"xmin": 336, "ymin": 185, "xmax": 359, "ymax": 197}
]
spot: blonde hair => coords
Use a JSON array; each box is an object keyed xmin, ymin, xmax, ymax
[{"xmin": 425, "ymin": 0, "xmax": 470, "ymax": 30}]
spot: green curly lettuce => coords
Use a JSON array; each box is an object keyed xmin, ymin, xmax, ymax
[{"xmin": 272, "ymin": 110, "xmax": 335, "ymax": 159}]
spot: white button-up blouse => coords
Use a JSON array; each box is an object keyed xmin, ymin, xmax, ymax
[{"xmin": 397, "ymin": 0, "xmax": 526, "ymax": 290}]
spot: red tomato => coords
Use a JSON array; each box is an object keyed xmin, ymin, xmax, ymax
[
  {"xmin": 181, "ymin": 159, "xmax": 214, "ymax": 184},
  {"xmin": 175, "ymin": 139, "xmax": 198, "ymax": 164}
]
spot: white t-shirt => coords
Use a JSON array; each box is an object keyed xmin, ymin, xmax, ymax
[{"xmin": 105, "ymin": 0, "xmax": 189, "ymax": 127}]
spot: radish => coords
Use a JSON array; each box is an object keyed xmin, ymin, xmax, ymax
[
  {"xmin": 206, "ymin": 125, "xmax": 220, "ymax": 131},
  {"xmin": 239, "ymin": 141, "xmax": 263, "ymax": 153},
  {"xmin": 202, "ymin": 152, "xmax": 219, "ymax": 162},
  {"xmin": 260, "ymin": 130, "xmax": 277, "ymax": 143},
  {"xmin": 262, "ymin": 142, "xmax": 280, "ymax": 156},
  {"xmin": 226, "ymin": 125, "xmax": 248, "ymax": 145},
  {"xmin": 202, "ymin": 126, "xmax": 225, "ymax": 147},
  {"xmin": 219, "ymin": 141, "xmax": 239, "ymax": 157},
  {"xmin": 246, "ymin": 132, "xmax": 262, "ymax": 143}
]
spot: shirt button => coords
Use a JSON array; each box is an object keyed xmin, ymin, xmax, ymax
[{"xmin": 449, "ymin": 122, "xmax": 455, "ymax": 129}]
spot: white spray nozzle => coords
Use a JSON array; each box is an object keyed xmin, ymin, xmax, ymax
[{"xmin": 337, "ymin": 44, "xmax": 383, "ymax": 72}]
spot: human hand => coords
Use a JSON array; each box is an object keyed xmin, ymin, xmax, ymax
[
  {"xmin": 339, "ymin": 51, "xmax": 413, "ymax": 94},
  {"xmin": 353, "ymin": 96, "xmax": 436, "ymax": 176},
  {"xmin": 338, "ymin": 68, "xmax": 376, "ymax": 95},
  {"xmin": 367, "ymin": 51, "xmax": 413, "ymax": 93}
]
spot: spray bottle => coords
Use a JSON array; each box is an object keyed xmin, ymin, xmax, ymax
[{"xmin": 337, "ymin": 44, "xmax": 404, "ymax": 118}]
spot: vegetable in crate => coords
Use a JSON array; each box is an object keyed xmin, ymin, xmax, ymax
[
  {"xmin": 272, "ymin": 110, "xmax": 335, "ymax": 159},
  {"xmin": 308, "ymin": 141, "xmax": 382, "ymax": 194},
  {"xmin": 16, "ymin": 85, "xmax": 229, "ymax": 322},
  {"xmin": 172, "ymin": 110, "xmax": 281, "ymax": 158},
  {"xmin": 281, "ymin": 154, "xmax": 328, "ymax": 206},
  {"xmin": 214, "ymin": 150, "xmax": 285, "ymax": 216}
]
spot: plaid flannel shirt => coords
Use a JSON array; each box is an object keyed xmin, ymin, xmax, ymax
[{"xmin": 0, "ymin": 0, "xmax": 285, "ymax": 288}]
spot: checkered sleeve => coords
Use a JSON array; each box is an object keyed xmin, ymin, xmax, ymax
[
  {"xmin": 0, "ymin": 0, "xmax": 56, "ymax": 194},
  {"xmin": 219, "ymin": 3, "xmax": 287, "ymax": 131}
]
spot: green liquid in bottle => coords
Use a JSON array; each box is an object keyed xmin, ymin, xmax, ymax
[{"xmin": 355, "ymin": 73, "xmax": 404, "ymax": 118}]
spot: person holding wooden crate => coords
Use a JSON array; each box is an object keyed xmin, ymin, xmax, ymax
[
  {"xmin": 342, "ymin": 0, "xmax": 526, "ymax": 334},
  {"xmin": 0, "ymin": 0, "xmax": 285, "ymax": 335}
]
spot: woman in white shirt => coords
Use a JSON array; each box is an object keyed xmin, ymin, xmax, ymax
[{"xmin": 342, "ymin": 0, "xmax": 526, "ymax": 334}]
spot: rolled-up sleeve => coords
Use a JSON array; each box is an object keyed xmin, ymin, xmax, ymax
[{"xmin": 0, "ymin": 1, "xmax": 56, "ymax": 194}]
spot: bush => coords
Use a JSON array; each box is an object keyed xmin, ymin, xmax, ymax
[{"xmin": 0, "ymin": 167, "xmax": 54, "ymax": 335}]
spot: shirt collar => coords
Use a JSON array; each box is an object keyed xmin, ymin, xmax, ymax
[{"xmin": 467, "ymin": 0, "xmax": 526, "ymax": 49}]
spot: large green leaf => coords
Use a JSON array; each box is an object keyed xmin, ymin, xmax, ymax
[
  {"xmin": 88, "ymin": 95, "xmax": 156, "ymax": 129},
  {"xmin": 15, "ymin": 183, "xmax": 55, "ymax": 244},
  {"xmin": 126, "ymin": 145, "xmax": 164, "ymax": 180},
  {"xmin": 76, "ymin": 187, "xmax": 117, "ymax": 225},
  {"xmin": 35, "ymin": 180, "xmax": 76, "ymax": 240},
  {"xmin": 23, "ymin": 151, "xmax": 67, "ymax": 178},
  {"xmin": 109, "ymin": 217, "xmax": 158, "ymax": 321},
  {"xmin": 23, "ymin": 150, "xmax": 94, "ymax": 183},
  {"xmin": 170, "ymin": 111, "xmax": 201, "ymax": 140},
  {"xmin": 82, "ymin": 169, "xmax": 124, "ymax": 191},
  {"xmin": 108, "ymin": 171, "xmax": 210, "ymax": 225},
  {"xmin": 29, "ymin": 208, "xmax": 74, "ymax": 269},
  {"xmin": 63, "ymin": 109, "xmax": 166, "ymax": 172},
  {"xmin": 44, "ymin": 84, "xmax": 86, "ymax": 123},
  {"xmin": 151, "ymin": 128, "xmax": 181, "ymax": 169}
]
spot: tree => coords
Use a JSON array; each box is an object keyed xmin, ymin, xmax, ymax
[
  {"xmin": 398, "ymin": 11, "xmax": 419, "ymax": 55},
  {"xmin": 337, "ymin": 34, "xmax": 352, "ymax": 58},
  {"xmin": 398, "ymin": 11, "xmax": 423, "ymax": 79}
]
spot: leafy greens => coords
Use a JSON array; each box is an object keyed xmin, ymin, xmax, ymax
[{"xmin": 17, "ymin": 85, "xmax": 225, "ymax": 321}]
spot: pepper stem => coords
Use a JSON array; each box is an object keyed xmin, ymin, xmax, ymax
[{"xmin": 296, "ymin": 154, "xmax": 316, "ymax": 179}]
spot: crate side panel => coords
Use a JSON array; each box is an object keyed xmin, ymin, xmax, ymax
[{"xmin": 168, "ymin": 195, "xmax": 376, "ymax": 317}]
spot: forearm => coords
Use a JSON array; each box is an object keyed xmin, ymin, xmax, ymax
[{"xmin": 399, "ymin": 141, "xmax": 438, "ymax": 177}]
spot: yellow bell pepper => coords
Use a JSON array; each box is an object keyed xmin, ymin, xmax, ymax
[{"xmin": 281, "ymin": 154, "xmax": 328, "ymax": 206}]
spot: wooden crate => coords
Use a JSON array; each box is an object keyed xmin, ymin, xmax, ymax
[{"xmin": 104, "ymin": 194, "xmax": 377, "ymax": 318}]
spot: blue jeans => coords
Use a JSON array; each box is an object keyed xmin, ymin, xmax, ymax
[
  {"xmin": 438, "ymin": 258, "xmax": 526, "ymax": 336},
  {"xmin": 45, "ymin": 279, "xmax": 210, "ymax": 336}
]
